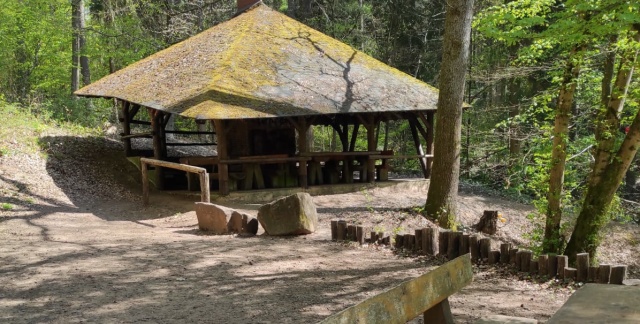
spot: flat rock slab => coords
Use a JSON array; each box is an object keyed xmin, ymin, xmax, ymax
[
  {"xmin": 548, "ymin": 283, "xmax": 640, "ymax": 323},
  {"xmin": 476, "ymin": 315, "xmax": 538, "ymax": 324}
]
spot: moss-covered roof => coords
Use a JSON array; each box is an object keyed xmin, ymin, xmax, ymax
[{"xmin": 75, "ymin": 4, "xmax": 440, "ymax": 119}]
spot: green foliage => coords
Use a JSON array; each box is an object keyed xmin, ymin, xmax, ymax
[{"xmin": 1, "ymin": 203, "xmax": 13, "ymax": 211}]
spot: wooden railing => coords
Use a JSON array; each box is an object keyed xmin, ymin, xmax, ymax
[{"xmin": 140, "ymin": 158, "xmax": 210, "ymax": 206}]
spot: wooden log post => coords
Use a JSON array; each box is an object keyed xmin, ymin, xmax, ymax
[
  {"xmin": 564, "ymin": 267, "xmax": 577, "ymax": 281},
  {"xmin": 598, "ymin": 264, "xmax": 611, "ymax": 284},
  {"xmin": 295, "ymin": 117, "xmax": 309, "ymax": 189},
  {"xmin": 415, "ymin": 229, "xmax": 424, "ymax": 254},
  {"xmin": 337, "ymin": 220, "xmax": 347, "ymax": 241},
  {"xmin": 347, "ymin": 225, "xmax": 356, "ymax": 241},
  {"xmin": 423, "ymin": 228, "xmax": 438, "ymax": 256},
  {"xmin": 500, "ymin": 243, "xmax": 511, "ymax": 264},
  {"xmin": 548, "ymin": 253, "xmax": 558, "ymax": 278},
  {"xmin": 538, "ymin": 255, "xmax": 549, "ymax": 277},
  {"xmin": 365, "ymin": 116, "xmax": 377, "ymax": 184},
  {"xmin": 479, "ymin": 238, "xmax": 491, "ymax": 260},
  {"xmin": 213, "ymin": 119, "xmax": 230, "ymax": 195},
  {"xmin": 460, "ymin": 234, "xmax": 470, "ymax": 255},
  {"xmin": 394, "ymin": 234, "xmax": 403, "ymax": 248},
  {"xmin": 377, "ymin": 232, "xmax": 384, "ymax": 244},
  {"xmin": 439, "ymin": 231, "xmax": 450, "ymax": 256},
  {"xmin": 610, "ymin": 265, "xmax": 627, "ymax": 285},
  {"xmin": 557, "ymin": 255, "xmax": 568, "ymax": 279},
  {"xmin": 356, "ymin": 226, "xmax": 364, "ymax": 244},
  {"xmin": 448, "ymin": 231, "xmax": 462, "ymax": 259},
  {"xmin": 509, "ymin": 248, "xmax": 519, "ymax": 266},
  {"xmin": 515, "ymin": 251, "xmax": 523, "ymax": 271},
  {"xmin": 588, "ymin": 266, "xmax": 598, "ymax": 283},
  {"xmin": 331, "ymin": 221, "xmax": 338, "ymax": 241},
  {"xmin": 529, "ymin": 260, "xmax": 539, "ymax": 275},
  {"xmin": 576, "ymin": 253, "xmax": 589, "ymax": 282},
  {"xmin": 488, "ymin": 250, "xmax": 500, "ymax": 265},
  {"xmin": 372, "ymin": 231, "xmax": 379, "ymax": 244},
  {"xmin": 520, "ymin": 251, "xmax": 532, "ymax": 273},
  {"xmin": 469, "ymin": 235, "xmax": 480, "ymax": 262},
  {"xmin": 404, "ymin": 234, "xmax": 415, "ymax": 251}
]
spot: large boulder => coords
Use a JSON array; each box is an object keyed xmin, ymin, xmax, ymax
[
  {"xmin": 257, "ymin": 193, "xmax": 318, "ymax": 235},
  {"xmin": 195, "ymin": 202, "xmax": 235, "ymax": 234}
]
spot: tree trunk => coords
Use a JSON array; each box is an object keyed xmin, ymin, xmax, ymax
[
  {"xmin": 565, "ymin": 26, "xmax": 640, "ymax": 262},
  {"xmin": 424, "ymin": 0, "xmax": 474, "ymax": 229},
  {"xmin": 71, "ymin": 0, "xmax": 81, "ymax": 93},
  {"xmin": 78, "ymin": 0, "xmax": 90, "ymax": 86},
  {"xmin": 544, "ymin": 52, "xmax": 580, "ymax": 253}
]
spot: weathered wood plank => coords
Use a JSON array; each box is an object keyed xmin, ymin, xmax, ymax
[{"xmin": 318, "ymin": 255, "xmax": 472, "ymax": 324}]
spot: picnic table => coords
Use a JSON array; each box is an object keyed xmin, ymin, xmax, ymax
[{"xmin": 548, "ymin": 283, "xmax": 640, "ymax": 323}]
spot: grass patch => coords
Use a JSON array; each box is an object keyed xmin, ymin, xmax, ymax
[{"xmin": 1, "ymin": 203, "xmax": 13, "ymax": 211}]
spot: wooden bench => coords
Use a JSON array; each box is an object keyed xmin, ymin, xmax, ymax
[
  {"xmin": 547, "ymin": 284, "xmax": 640, "ymax": 323},
  {"xmin": 319, "ymin": 255, "xmax": 472, "ymax": 324}
]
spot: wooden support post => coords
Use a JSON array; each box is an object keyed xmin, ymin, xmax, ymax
[
  {"xmin": 337, "ymin": 220, "xmax": 347, "ymax": 241},
  {"xmin": 296, "ymin": 117, "xmax": 309, "ymax": 189},
  {"xmin": 121, "ymin": 101, "xmax": 133, "ymax": 156},
  {"xmin": 576, "ymin": 253, "xmax": 589, "ymax": 282},
  {"xmin": 557, "ymin": 255, "xmax": 568, "ymax": 279},
  {"xmin": 610, "ymin": 265, "xmax": 627, "ymax": 285},
  {"xmin": 547, "ymin": 254, "xmax": 558, "ymax": 278},
  {"xmin": 365, "ymin": 116, "xmax": 376, "ymax": 183},
  {"xmin": 500, "ymin": 243, "xmax": 511, "ymax": 264},
  {"xmin": 448, "ymin": 231, "xmax": 462, "ymax": 259},
  {"xmin": 331, "ymin": 221, "xmax": 338, "ymax": 241},
  {"xmin": 356, "ymin": 226, "xmax": 364, "ymax": 244},
  {"xmin": 469, "ymin": 235, "xmax": 480, "ymax": 262},
  {"xmin": 425, "ymin": 111, "xmax": 434, "ymax": 178},
  {"xmin": 598, "ymin": 264, "xmax": 611, "ymax": 284},
  {"xmin": 213, "ymin": 120, "xmax": 229, "ymax": 195},
  {"xmin": 408, "ymin": 117, "xmax": 429, "ymax": 178},
  {"xmin": 479, "ymin": 238, "xmax": 491, "ymax": 260},
  {"xmin": 149, "ymin": 109, "xmax": 165, "ymax": 190},
  {"xmin": 142, "ymin": 160, "xmax": 149, "ymax": 206},
  {"xmin": 423, "ymin": 298, "xmax": 454, "ymax": 324},
  {"xmin": 199, "ymin": 171, "xmax": 210, "ymax": 203},
  {"xmin": 538, "ymin": 255, "xmax": 549, "ymax": 277}
]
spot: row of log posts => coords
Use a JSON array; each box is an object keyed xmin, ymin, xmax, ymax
[
  {"xmin": 347, "ymin": 222, "xmax": 630, "ymax": 285},
  {"xmin": 330, "ymin": 220, "xmax": 391, "ymax": 245}
]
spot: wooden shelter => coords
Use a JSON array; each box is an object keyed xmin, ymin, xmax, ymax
[{"xmin": 75, "ymin": 1, "xmax": 439, "ymax": 196}]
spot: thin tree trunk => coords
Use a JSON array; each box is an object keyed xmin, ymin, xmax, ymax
[
  {"xmin": 71, "ymin": 0, "xmax": 81, "ymax": 94},
  {"xmin": 424, "ymin": 0, "xmax": 474, "ymax": 229},
  {"xmin": 544, "ymin": 52, "xmax": 581, "ymax": 253},
  {"xmin": 78, "ymin": 0, "xmax": 90, "ymax": 86},
  {"xmin": 565, "ymin": 27, "xmax": 640, "ymax": 262}
]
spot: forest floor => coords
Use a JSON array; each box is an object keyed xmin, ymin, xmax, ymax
[{"xmin": 1, "ymin": 131, "xmax": 639, "ymax": 323}]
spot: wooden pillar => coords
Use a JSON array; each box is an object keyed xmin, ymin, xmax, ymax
[
  {"xmin": 121, "ymin": 101, "xmax": 133, "ymax": 156},
  {"xmin": 425, "ymin": 111, "xmax": 434, "ymax": 178},
  {"xmin": 364, "ymin": 115, "xmax": 376, "ymax": 183},
  {"xmin": 296, "ymin": 117, "xmax": 309, "ymax": 189},
  {"xmin": 408, "ymin": 116, "xmax": 429, "ymax": 178},
  {"xmin": 149, "ymin": 108, "xmax": 165, "ymax": 190},
  {"xmin": 213, "ymin": 119, "xmax": 230, "ymax": 195}
]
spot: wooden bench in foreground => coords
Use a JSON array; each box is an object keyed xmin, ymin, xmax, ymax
[
  {"xmin": 319, "ymin": 254, "xmax": 472, "ymax": 324},
  {"xmin": 548, "ymin": 283, "xmax": 640, "ymax": 323}
]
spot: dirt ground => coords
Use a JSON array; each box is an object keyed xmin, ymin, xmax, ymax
[{"xmin": 1, "ymin": 135, "xmax": 638, "ymax": 323}]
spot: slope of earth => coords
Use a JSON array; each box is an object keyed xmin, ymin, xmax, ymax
[{"xmin": 1, "ymin": 119, "xmax": 638, "ymax": 323}]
